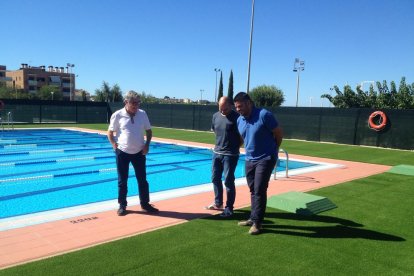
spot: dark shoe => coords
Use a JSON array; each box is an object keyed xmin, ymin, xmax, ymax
[
  {"xmin": 249, "ymin": 223, "xmax": 262, "ymax": 235},
  {"xmin": 117, "ymin": 205, "xmax": 127, "ymax": 216},
  {"xmin": 238, "ymin": 219, "xmax": 254, "ymax": 226},
  {"xmin": 220, "ymin": 207, "xmax": 234, "ymax": 218},
  {"xmin": 141, "ymin": 204, "xmax": 159, "ymax": 213},
  {"xmin": 205, "ymin": 203, "xmax": 223, "ymax": 210}
]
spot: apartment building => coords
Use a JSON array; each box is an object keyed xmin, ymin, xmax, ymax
[
  {"xmin": 0, "ymin": 65, "xmax": 12, "ymax": 84},
  {"xmin": 5, "ymin": 64, "xmax": 76, "ymax": 100}
]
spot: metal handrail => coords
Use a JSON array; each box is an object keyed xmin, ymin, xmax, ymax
[
  {"xmin": 274, "ymin": 148, "xmax": 288, "ymax": 179},
  {"xmin": 7, "ymin": 112, "xmax": 14, "ymax": 130}
]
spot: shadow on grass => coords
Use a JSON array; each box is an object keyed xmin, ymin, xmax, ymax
[
  {"xmin": 203, "ymin": 209, "xmax": 405, "ymax": 241},
  {"xmin": 261, "ymin": 224, "xmax": 405, "ymax": 241}
]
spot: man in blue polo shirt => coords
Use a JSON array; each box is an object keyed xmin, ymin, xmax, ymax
[{"xmin": 233, "ymin": 92, "xmax": 283, "ymax": 235}]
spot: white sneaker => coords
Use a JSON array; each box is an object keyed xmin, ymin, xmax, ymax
[{"xmin": 205, "ymin": 203, "xmax": 223, "ymax": 210}]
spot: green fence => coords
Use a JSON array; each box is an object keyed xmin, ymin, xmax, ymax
[
  {"xmin": 1, "ymin": 99, "xmax": 413, "ymax": 150},
  {"xmin": 117, "ymin": 103, "xmax": 414, "ymax": 150},
  {"xmin": 0, "ymin": 99, "xmax": 108, "ymax": 124}
]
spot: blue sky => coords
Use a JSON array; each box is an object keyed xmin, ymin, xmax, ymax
[{"xmin": 1, "ymin": 0, "xmax": 413, "ymax": 106}]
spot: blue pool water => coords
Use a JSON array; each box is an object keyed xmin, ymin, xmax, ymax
[{"xmin": 0, "ymin": 129, "xmax": 316, "ymax": 219}]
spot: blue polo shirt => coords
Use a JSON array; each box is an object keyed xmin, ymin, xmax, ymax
[{"xmin": 237, "ymin": 107, "xmax": 279, "ymax": 161}]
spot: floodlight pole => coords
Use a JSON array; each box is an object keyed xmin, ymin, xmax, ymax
[
  {"xmin": 214, "ymin": 68, "xmax": 221, "ymax": 103},
  {"xmin": 200, "ymin": 89, "xmax": 204, "ymax": 104},
  {"xmin": 246, "ymin": 0, "xmax": 255, "ymax": 94},
  {"xmin": 293, "ymin": 58, "xmax": 305, "ymax": 107},
  {"xmin": 67, "ymin": 63, "xmax": 75, "ymax": 101}
]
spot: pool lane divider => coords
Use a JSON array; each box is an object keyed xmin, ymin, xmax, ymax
[
  {"xmin": 0, "ymin": 148, "xmax": 209, "ymax": 167},
  {"xmin": 0, "ymin": 157, "xmax": 212, "ymax": 185},
  {"xmin": 0, "ymin": 157, "xmax": 214, "ymax": 206}
]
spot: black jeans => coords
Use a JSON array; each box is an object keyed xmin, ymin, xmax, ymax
[
  {"xmin": 115, "ymin": 149, "xmax": 150, "ymax": 207},
  {"xmin": 245, "ymin": 156, "xmax": 276, "ymax": 224}
]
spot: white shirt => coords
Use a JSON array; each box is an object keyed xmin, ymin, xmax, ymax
[{"xmin": 108, "ymin": 108, "xmax": 151, "ymax": 154}]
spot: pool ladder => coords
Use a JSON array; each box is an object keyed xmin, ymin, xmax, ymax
[
  {"xmin": 274, "ymin": 148, "xmax": 288, "ymax": 179},
  {"xmin": 0, "ymin": 112, "xmax": 14, "ymax": 131}
]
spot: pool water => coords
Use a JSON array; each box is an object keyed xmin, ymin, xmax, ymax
[{"xmin": 0, "ymin": 129, "xmax": 316, "ymax": 219}]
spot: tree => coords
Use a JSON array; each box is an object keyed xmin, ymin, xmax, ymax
[
  {"xmin": 111, "ymin": 84, "xmax": 123, "ymax": 102},
  {"xmin": 129, "ymin": 90, "xmax": 159, "ymax": 104},
  {"xmin": 217, "ymin": 71, "xmax": 223, "ymax": 101},
  {"xmin": 321, "ymin": 77, "xmax": 414, "ymax": 109},
  {"xmin": 94, "ymin": 89, "xmax": 105, "ymax": 102},
  {"xmin": 38, "ymin": 85, "xmax": 63, "ymax": 100},
  {"xmin": 250, "ymin": 85, "xmax": 285, "ymax": 107},
  {"xmin": 81, "ymin": 90, "xmax": 87, "ymax": 101},
  {"xmin": 0, "ymin": 83, "xmax": 15, "ymax": 99},
  {"xmin": 94, "ymin": 81, "xmax": 123, "ymax": 102},
  {"xmin": 227, "ymin": 70, "xmax": 234, "ymax": 103}
]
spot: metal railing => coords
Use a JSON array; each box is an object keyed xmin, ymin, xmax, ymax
[
  {"xmin": 1, "ymin": 112, "xmax": 14, "ymax": 131},
  {"xmin": 8, "ymin": 112, "xmax": 14, "ymax": 130},
  {"xmin": 274, "ymin": 148, "xmax": 288, "ymax": 179}
]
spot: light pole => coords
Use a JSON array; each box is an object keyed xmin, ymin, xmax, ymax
[
  {"xmin": 329, "ymin": 87, "xmax": 334, "ymax": 107},
  {"xmin": 214, "ymin": 68, "xmax": 221, "ymax": 103},
  {"xmin": 246, "ymin": 0, "xmax": 255, "ymax": 94},
  {"xmin": 51, "ymin": 91, "xmax": 54, "ymax": 101},
  {"xmin": 200, "ymin": 89, "xmax": 204, "ymax": 104},
  {"xmin": 67, "ymin": 63, "xmax": 75, "ymax": 101},
  {"xmin": 293, "ymin": 58, "xmax": 305, "ymax": 107}
]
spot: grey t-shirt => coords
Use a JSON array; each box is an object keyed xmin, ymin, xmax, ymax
[{"xmin": 211, "ymin": 110, "xmax": 240, "ymax": 155}]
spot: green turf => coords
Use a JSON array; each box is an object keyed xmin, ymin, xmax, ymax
[
  {"xmin": 2, "ymin": 124, "xmax": 413, "ymax": 274},
  {"xmin": 267, "ymin": 191, "xmax": 337, "ymax": 215},
  {"xmin": 1, "ymin": 173, "xmax": 413, "ymax": 275},
  {"xmin": 388, "ymin": 165, "xmax": 414, "ymax": 176}
]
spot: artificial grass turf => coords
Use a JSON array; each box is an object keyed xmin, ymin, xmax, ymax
[{"xmin": 2, "ymin": 173, "xmax": 413, "ymax": 275}]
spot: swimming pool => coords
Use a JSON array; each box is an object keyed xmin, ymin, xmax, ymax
[{"xmin": 0, "ymin": 128, "xmax": 335, "ymax": 230}]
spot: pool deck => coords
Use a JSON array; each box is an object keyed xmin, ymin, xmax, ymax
[{"xmin": 0, "ymin": 131, "xmax": 391, "ymax": 269}]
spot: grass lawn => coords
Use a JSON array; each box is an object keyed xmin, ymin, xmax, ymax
[{"xmin": 2, "ymin": 124, "xmax": 413, "ymax": 275}]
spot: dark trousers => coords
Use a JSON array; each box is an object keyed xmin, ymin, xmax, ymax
[
  {"xmin": 115, "ymin": 149, "xmax": 150, "ymax": 207},
  {"xmin": 245, "ymin": 156, "xmax": 276, "ymax": 224},
  {"xmin": 211, "ymin": 153, "xmax": 239, "ymax": 209}
]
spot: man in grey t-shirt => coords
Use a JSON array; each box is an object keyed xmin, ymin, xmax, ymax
[{"xmin": 206, "ymin": 96, "xmax": 241, "ymax": 217}]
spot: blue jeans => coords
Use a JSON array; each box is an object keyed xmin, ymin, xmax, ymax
[
  {"xmin": 211, "ymin": 153, "xmax": 239, "ymax": 209},
  {"xmin": 115, "ymin": 149, "xmax": 150, "ymax": 207},
  {"xmin": 245, "ymin": 156, "xmax": 276, "ymax": 224}
]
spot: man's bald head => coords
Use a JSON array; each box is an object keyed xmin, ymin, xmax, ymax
[{"xmin": 218, "ymin": 96, "xmax": 233, "ymax": 116}]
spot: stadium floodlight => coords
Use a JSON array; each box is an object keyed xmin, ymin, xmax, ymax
[{"xmin": 293, "ymin": 58, "xmax": 305, "ymax": 107}]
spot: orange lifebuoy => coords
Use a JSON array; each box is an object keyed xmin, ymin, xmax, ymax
[
  {"xmin": 0, "ymin": 100, "xmax": 4, "ymax": 111},
  {"xmin": 368, "ymin": 111, "xmax": 387, "ymax": 131}
]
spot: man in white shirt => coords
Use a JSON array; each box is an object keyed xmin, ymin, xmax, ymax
[{"xmin": 107, "ymin": 91, "xmax": 158, "ymax": 216}]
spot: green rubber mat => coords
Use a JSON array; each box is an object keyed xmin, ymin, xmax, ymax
[
  {"xmin": 387, "ymin": 165, "xmax": 414, "ymax": 176},
  {"xmin": 267, "ymin": 191, "xmax": 337, "ymax": 216}
]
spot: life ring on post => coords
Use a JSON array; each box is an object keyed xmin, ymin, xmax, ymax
[
  {"xmin": 368, "ymin": 111, "xmax": 387, "ymax": 131},
  {"xmin": 0, "ymin": 100, "xmax": 4, "ymax": 111}
]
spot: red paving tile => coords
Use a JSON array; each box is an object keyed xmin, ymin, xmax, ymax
[{"xmin": 0, "ymin": 131, "xmax": 390, "ymax": 269}]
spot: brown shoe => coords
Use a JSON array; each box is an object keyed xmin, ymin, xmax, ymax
[
  {"xmin": 249, "ymin": 223, "xmax": 262, "ymax": 235},
  {"xmin": 238, "ymin": 219, "xmax": 254, "ymax": 226}
]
